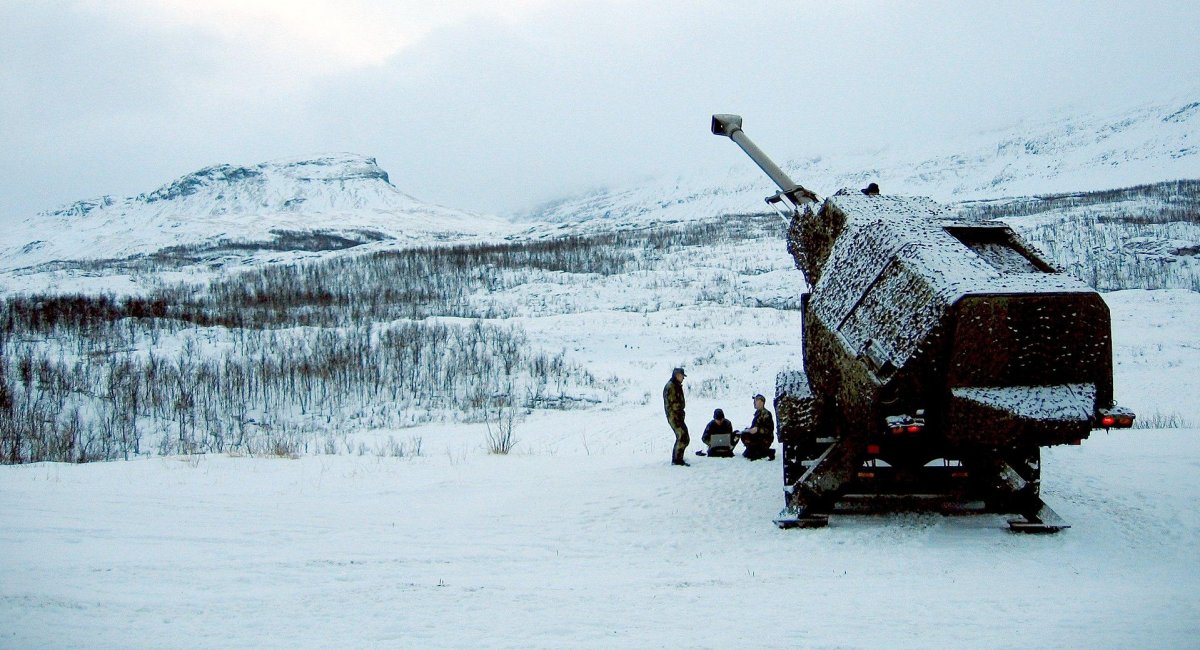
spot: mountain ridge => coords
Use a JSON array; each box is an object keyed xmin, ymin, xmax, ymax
[
  {"xmin": 2, "ymin": 153, "xmax": 508, "ymax": 273},
  {"xmin": 42, "ymin": 153, "xmax": 417, "ymax": 219},
  {"xmin": 525, "ymin": 95, "xmax": 1200, "ymax": 226},
  {"xmin": 3, "ymin": 94, "xmax": 1198, "ymax": 278}
]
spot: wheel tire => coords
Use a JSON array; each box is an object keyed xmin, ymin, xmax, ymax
[{"xmin": 776, "ymin": 370, "xmax": 822, "ymax": 486}]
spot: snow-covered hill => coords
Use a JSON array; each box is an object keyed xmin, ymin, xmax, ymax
[
  {"xmin": 527, "ymin": 95, "xmax": 1200, "ymax": 226},
  {"xmin": 4, "ymin": 94, "xmax": 1197, "ymax": 286},
  {"xmin": 0, "ymin": 153, "xmax": 509, "ymax": 273}
]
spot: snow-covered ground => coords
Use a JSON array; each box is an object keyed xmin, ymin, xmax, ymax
[
  {"xmin": 1106, "ymin": 289, "xmax": 1200, "ymax": 424},
  {"xmin": 3, "ymin": 202, "xmax": 1199, "ymax": 649},
  {"xmin": 1, "ymin": 427, "xmax": 1196, "ymax": 648},
  {"xmin": 2, "ymin": 284, "xmax": 1198, "ymax": 648}
]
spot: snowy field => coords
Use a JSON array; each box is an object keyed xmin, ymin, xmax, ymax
[
  {"xmin": 2, "ymin": 285, "xmax": 1199, "ymax": 648},
  {"xmin": 1, "ymin": 427, "xmax": 1197, "ymax": 648},
  {"xmin": 2, "ymin": 180, "xmax": 1199, "ymax": 646}
]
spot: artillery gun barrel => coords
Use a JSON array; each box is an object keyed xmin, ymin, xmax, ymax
[{"xmin": 711, "ymin": 114, "xmax": 817, "ymax": 206}]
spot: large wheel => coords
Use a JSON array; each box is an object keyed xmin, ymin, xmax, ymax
[{"xmin": 775, "ymin": 370, "xmax": 822, "ymax": 487}]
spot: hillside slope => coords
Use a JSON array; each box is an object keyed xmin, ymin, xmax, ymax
[
  {"xmin": 0, "ymin": 153, "xmax": 508, "ymax": 273},
  {"xmin": 529, "ymin": 96, "xmax": 1200, "ymax": 226}
]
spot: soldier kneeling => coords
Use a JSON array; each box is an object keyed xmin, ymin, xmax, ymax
[{"xmin": 738, "ymin": 394, "xmax": 776, "ymax": 461}]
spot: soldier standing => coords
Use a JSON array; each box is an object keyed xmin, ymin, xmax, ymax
[{"xmin": 663, "ymin": 367, "xmax": 689, "ymax": 466}]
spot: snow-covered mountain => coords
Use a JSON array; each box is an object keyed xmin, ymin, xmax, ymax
[
  {"xmin": 0, "ymin": 153, "xmax": 508, "ymax": 272},
  {"xmin": 527, "ymin": 96, "xmax": 1200, "ymax": 226},
  {"xmin": 4, "ymin": 94, "xmax": 1198, "ymax": 278}
]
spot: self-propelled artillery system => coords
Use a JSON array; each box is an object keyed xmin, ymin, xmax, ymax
[{"xmin": 711, "ymin": 114, "xmax": 1134, "ymax": 532}]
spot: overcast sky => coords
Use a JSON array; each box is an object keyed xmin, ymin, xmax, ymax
[{"xmin": 2, "ymin": 0, "xmax": 1198, "ymax": 217}]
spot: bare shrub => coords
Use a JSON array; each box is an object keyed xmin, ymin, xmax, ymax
[
  {"xmin": 484, "ymin": 403, "xmax": 521, "ymax": 455},
  {"xmin": 376, "ymin": 435, "xmax": 422, "ymax": 458},
  {"xmin": 252, "ymin": 426, "xmax": 302, "ymax": 459},
  {"xmin": 0, "ymin": 216, "xmax": 780, "ymax": 464},
  {"xmin": 1131, "ymin": 411, "xmax": 1195, "ymax": 429}
]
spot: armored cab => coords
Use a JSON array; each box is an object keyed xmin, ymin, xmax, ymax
[{"xmin": 712, "ymin": 115, "xmax": 1134, "ymax": 531}]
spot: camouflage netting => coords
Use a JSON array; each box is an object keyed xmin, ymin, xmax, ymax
[
  {"xmin": 782, "ymin": 192, "xmax": 1116, "ymax": 452},
  {"xmin": 774, "ymin": 370, "xmax": 822, "ymax": 485}
]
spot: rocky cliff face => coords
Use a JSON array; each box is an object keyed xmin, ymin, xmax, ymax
[
  {"xmin": 43, "ymin": 154, "xmax": 416, "ymax": 220},
  {"xmin": 3, "ymin": 154, "xmax": 506, "ymax": 271}
]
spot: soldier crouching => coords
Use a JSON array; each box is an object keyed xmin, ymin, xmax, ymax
[{"xmin": 739, "ymin": 394, "xmax": 776, "ymax": 461}]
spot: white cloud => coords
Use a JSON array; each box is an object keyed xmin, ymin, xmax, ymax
[
  {"xmin": 2, "ymin": 1, "xmax": 1198, "ymax": 219},
  {"xmin": 93, "ymin": 0, "xmax": 563, "ymax": 74}
]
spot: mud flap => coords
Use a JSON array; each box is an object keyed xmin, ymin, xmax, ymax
[
  {"xmin": 1007, "ymin": 500, "xmax": 1070, "ymax": 533},
  {"xmin": 774, "ymin": 507, "xmax": 829, "ymax": 529}
]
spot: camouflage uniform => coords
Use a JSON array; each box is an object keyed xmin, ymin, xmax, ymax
[
  {"xmin": 702, "ymin": 416, "xmax": 737, "ymax": 457},
  {"xmin": 701, "ymin": 417, "xmax": 734, "ymax": 448},
  {"xmin": 663, "ymin": 375, "xmax": 688, "ymax": 464},
  {"xmin": 741, "ymin": 406, "xmax": 775, "ymax": 460}
]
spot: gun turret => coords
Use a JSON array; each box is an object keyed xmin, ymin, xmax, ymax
[{"xmin": 710, "ymin": 113, "xmax": 1135, "ymax": 532}]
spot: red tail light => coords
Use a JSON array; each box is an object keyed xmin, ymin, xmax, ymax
[
  {"xmin": 885, "ymin": 412, "xmax": 926, "ymax": 435},
  {"xmin": 1097, "ymin": 406, "xmax": 1135, "ymax": 429},
  {"xmin": 866, "ymin": 444, "xmax": 881, "ymax": 455}
]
